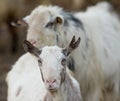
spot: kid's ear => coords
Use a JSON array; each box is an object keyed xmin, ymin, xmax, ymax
[
  {"xmin": 23, "ymin": 40, "xmax": 41, "ymax": 57},
  {"xmin": 63, "ymin": 36, "xmax": 81, "ymax": 56}
]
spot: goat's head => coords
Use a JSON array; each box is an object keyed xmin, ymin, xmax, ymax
[
  {"xmin": 23, "ymin": 36, "xmax": 80, "ymax": 93},
  {"xmin": 13, "ymin": 6, "xmax": 82, "ymax": 48}
]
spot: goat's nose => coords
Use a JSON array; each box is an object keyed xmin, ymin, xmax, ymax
[
  {"xmin": 45, "ymin": 79, "xmax": 56, "ymax": 85},
  {"xmin": 45, "ymin": 79, "xmax": 57, "ymax": 92}
]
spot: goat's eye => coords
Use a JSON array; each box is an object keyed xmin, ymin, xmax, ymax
[
  {"xmin": 49, "ymin": 22, "xmax": 54, "ymax": 26},
  {"xmin": 61, "ymin": 58, "xmax": 66, "ymax": 66},
  {"xmin": 45, "ymin": 22, "xmax": 54, "ymax": 28},
  {"xmin": 38, "ymin": 59, "xmax": 42, "ymax": 66}
]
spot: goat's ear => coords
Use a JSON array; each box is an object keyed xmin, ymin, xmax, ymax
[
  {"xmin": 45, "ymin": 16, "xmax": 63, "ymax": 28},
  {"xmin": 63, "ymin": 36, "xmax": 81, "ymax": 56},
  {"xmin": 11, "ymin": 19, "xmax": 28, "ymax": 27},
  {"xmin": 55, "ymin": 16, "xmax": 63, "ymax": 24},
  {"xmin": 23, "ymin": 40, "xmax": 41, "ymax": 57}
]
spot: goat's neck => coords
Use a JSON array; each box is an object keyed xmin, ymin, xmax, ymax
[{"xmin": 50, "ymin": 89, "xmax": 64, "ymax": 101}]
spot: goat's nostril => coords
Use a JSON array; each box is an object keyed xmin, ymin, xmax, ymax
[
  {"xmin": 46, "ymin": 79, "xmax": 56, "ymax": 84},
  {"xmin": 52, "ymin": 79, "xmax": 56, "ymax": 83},
  {"xmin": 46, "ymin": 80, "xmax": 49, "ymax": 83}
]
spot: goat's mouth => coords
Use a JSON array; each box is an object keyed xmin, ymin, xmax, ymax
[{"xmin": 48, "ymin": 88, "xmax": 57, "ymax": 93}]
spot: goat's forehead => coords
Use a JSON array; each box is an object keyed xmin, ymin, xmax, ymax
[
  {"xmin": 31, "ymin": 5, "xmax": 62, "ymax": 18},
  {"xmin": 40, "ymin": 46, "xmax": 64, "ymax": 59},
  {"xmin": 26, "ymin": 6, "xmax": 63, "ymax": 26}
]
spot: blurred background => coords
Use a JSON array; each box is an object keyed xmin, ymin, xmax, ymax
[{"xmin": 0, "ymin": 0, "xmax": 120, "ymax": 101}]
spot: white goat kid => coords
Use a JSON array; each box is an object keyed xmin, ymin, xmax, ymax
[{"xmin": 6, "ymin": 36, "xmax": 82, "ymax": 101}]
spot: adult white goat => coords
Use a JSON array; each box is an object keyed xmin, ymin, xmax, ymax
[
  {"xmin": 6, "ymin": 36, "xmax": 82, "ymax": 101},
  {"xmin": 12, "ymin": 2, "xmax": 120, "ymax": 101}
]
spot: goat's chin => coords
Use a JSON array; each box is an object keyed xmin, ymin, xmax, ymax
[
  {"xmin": 46, "ymin": 86, "xmax": 60, "ymax": 93},
  {"xmin": 48, "ymin": 88, "xmax": 58, "ymax": 93}
]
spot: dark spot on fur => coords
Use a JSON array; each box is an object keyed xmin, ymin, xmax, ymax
[
  {"xmin": 86, "ymin": 38, "xmax": 90, "ymax": 48},
  {"xmin": 16, "ymin": 86, "xmax": 22, "ymax": 97},
  {"xmin": 56, "ymin": 34, "xmax": 59, "ymax": 44},
  {"xmin": 60, "ymin": 68, "xmax": 66, "ymax": 84},
  {"xmin": 104, "ymin": 48, "xmax": 108, "ymax": 58},
  {"xmin": 61, "ymin": 11, "xmax": 84, "ymax": 30},
  {"xmin": 67, "ymin": 57, "xmax": 75, "ymax": 71},
  {"xmin": 64, "ymin": 31, "xmax": 67, "ymax": 36},
  {"xmin": 82, "ymin": 53, "xmax": 86, "ymax": 60}
]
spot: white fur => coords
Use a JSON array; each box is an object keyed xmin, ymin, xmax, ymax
[
  {"xmin": 7, "ymin": 1, "xmax": 120, "ymax": 101},
  {"xmin": 6, "ymin": 53, "xmax": 47, "ymax": 101},
  {"xmin": 6, "ymin": 46, "xmax": 82, "ymax": 101}
]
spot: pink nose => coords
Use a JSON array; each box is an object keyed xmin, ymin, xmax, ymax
[{"xmin": 45, "ymin": 79, "xmax": 56, "ymax": 88}]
